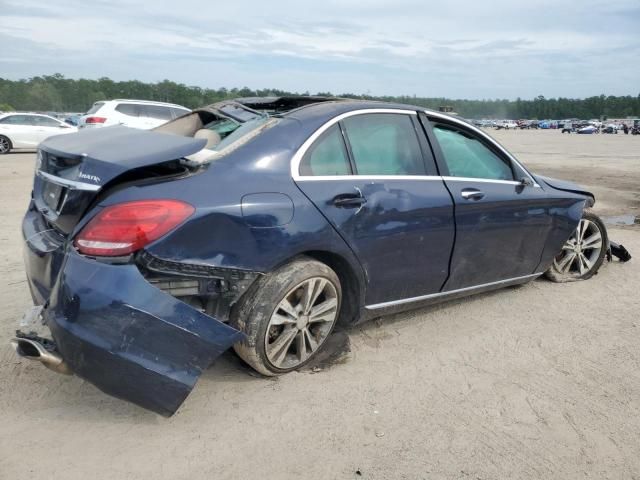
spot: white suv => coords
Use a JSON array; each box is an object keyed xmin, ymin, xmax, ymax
[{"xmin": 78, "ymin": 99, "xmax": 190, "ymax": 130}]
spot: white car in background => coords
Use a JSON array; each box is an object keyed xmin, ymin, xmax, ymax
[
  {"xmin": 0, "ymin": 113, "xmax": 77, "ymax": 154},
  {"xmin": 500, "ymin": 120, "xmax": 519, "ymax": 129},
  {"xmin": 78, "ymin": 99, "xmax": 190, "ymax": 130}
]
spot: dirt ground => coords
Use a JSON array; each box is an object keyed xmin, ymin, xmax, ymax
[{"xmin": 0, "ymin": 130, "xmax": 638, "ymax": 480}]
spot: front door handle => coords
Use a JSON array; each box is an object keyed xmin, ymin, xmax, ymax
[{"xmin": 461, "ymin": 188, "xmax": 485, "ymax": 201}]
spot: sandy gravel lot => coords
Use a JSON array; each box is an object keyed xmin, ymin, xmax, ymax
[{"xmin": 0, "ymin": 130, "xmax": 638, "ymax": 479}]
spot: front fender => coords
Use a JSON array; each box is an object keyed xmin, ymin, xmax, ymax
[{"xmin": 535, "ymin": 174, "xmax": 595, "ymax": 207}]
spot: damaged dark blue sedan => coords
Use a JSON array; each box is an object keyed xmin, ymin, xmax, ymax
[{"xmin": 13, "ymin": 97, "xmax": 609, "ymax": 416}]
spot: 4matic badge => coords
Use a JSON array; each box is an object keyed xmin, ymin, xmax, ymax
[{"xmin": 78, "ymin": 172, "xmax": 101, "ymax": 183}]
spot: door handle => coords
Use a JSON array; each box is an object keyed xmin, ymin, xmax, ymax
[
  {"xmin": 332, "ymin": 194, "xmax": 367, "ymax": 207},
  {"xmin": 461, "ymin": 188, "xmax": 485, "ymax": 201},
  {"xmin": 332, "ymin": 187, "xmax": 367, "ymax": 208}
]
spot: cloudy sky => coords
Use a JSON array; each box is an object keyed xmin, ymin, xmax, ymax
[{"xmin": 1, "ymin": 0, "xmax": 639, "ymax": 99}]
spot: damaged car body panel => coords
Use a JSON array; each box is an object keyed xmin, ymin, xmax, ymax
[
  {"xmin": 45, "ymin": 250, "xmax": 244, "ymax": 416},
  {"xmin": 534, "ymin": 174, "xmax": 595, "ymax": 206},
  {"xmin": 16, "ymin": 97, "xmax": 611, "ymax": 415}
]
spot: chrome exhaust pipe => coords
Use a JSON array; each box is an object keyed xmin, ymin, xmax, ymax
[{"xmin": 11, "ymin": 337, "xmax": 72, "ymax": 375}]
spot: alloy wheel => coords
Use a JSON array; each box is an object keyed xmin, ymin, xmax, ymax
[
  {"xmin": 0, "ymin": 137, "xmax": 10, "ymax": 153},
  {"xmin": 553, "ymin": 218, "xmax": 604, "ymax": 277},
  {"xmin": 264, "ymin": 277, "xmax": 339, "ymax": 370}
]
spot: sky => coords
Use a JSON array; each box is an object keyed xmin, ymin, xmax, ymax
[{"xmin": 1, "ymin": 0, "xmax": 639, "ymax": 99}]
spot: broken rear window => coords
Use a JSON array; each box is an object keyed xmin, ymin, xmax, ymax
[{"xmin": 207, "ymin": 116, "xmax": 278, "ymax": 155}]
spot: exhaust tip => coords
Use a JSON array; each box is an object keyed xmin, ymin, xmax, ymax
[
  {"xmin": 11, "ymin": 338, "xmax": 72, "ymax": 375},
  {"xmin": 11, "ymin": 338, "xmax": 42, "ymax": 358}
]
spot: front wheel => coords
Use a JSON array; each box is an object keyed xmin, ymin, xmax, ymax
[
  {"xmin": 545, "ymin": 211, "xmax": 608, "ymax": 282},
  {"xmin": 0, "ymin": 135, "xmax": 12, "ymax": 154},
  {"xmin": 231, "ymin": 257, "xmax": 342, "ymax": 376}
]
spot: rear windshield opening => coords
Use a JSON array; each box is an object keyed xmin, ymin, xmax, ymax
[
  {"xmin": 155, "ymin": 105, "xmax": 278, "ymax": 163},
  {"xmin": 203, "ymin": 116, "xmax": 273, "ymax": 151}
]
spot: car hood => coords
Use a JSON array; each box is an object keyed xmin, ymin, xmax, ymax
[{"xmin": 535, "ymin": 174, "xmax": 595, "ymax": 206}]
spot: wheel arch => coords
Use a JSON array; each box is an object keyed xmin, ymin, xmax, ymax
[
  {"xmin": 0, "ymin": 134, "xmax": 12, "ymax": 153},
  {"xmin": 262, "ymin": 249, "xmax": 364, "ymax": 327},
  {"xmin": 302, "ymin": 250, "xmax": 364, "ymax": 326}
]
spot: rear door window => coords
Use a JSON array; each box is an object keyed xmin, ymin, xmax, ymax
[
  {"xmin": 299, "ymin": 124, "xmax": 351, "ymax": 176},
  {"xmin": 342, "ymin": 113, "xmax": 425, "ymax": 175},
  {"xmin": 115, "ymin": 103, "xmax": 140, "ymax": 117},
  {"xmin": 140, "ymin": 105, "xmax": 173, "ymax": 120},
  {"xmin": 32, "ymin": 116, "xmax": 61, "ymax": 127},
  {"xmin": 432, "ymin": 124, "xmax": 514, "ymax": 180}
]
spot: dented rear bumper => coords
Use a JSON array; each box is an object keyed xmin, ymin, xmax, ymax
[{"xmin": 22, "ymin": 209, "xmax": 243, "ymax": 415}]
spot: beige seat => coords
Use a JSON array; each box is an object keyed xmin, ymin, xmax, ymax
[{"xmin": 194, "ymin": 129, "xmax": 221, "ymax": 149}]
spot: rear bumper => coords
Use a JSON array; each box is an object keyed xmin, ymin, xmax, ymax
[{"xmin": 22, "ymin": 210, "xmax": 244, "ymax": 416}]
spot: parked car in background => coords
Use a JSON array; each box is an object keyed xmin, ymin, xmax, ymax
[
  {"xmin": 64, "ymin": 114, "xmax": 82, "ymax": 126},
  {"xmin": 496, "ymin": 120, "xmax": 519, "ymax": 130},
  {"xmin": 78, "ymin": 99, "xmax": 190, "ymax": 130},
  {"xmin": 13, "ymin": 97, "xmax": 607, "ymax": 415},
  {"xmin": 0, "ymin": 113, "xmax": 77, "ymax": 154},
  {"xmin": 577, "ymin": 125, "xmax": 598, "ymax": 134}
]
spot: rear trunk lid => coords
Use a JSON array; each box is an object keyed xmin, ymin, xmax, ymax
[{"xmin": 34, "ymin": 126, "xmax": 206, "ymax": 235}]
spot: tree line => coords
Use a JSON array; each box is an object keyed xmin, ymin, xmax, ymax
[{"xmin": 1, "ymin": 74, "xmax": 638, "ymax": 119}]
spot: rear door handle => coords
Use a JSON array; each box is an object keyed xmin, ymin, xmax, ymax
[
  {"xmin": 461, "ymin": 188, "xmax": 485, "ymax": 200},
  {"xmin": 332, "ymin": 187, "xmax": 367, "ymax": 208},
  {"xmin": 332, "ymin": 194, "xmax": 367, "ymax": 207}
]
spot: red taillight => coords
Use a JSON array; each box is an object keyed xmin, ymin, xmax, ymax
[
  {"xmin": 85, "ymin": 116, "xmax": 106, "ymax": 124},
  {"xmin": 74, "ymin": 200, "xmax": 195, "ymax": 257}
]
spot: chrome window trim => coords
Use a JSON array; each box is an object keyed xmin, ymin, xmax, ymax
[
  {"xmin": 365, "ymin": 272, "xmax": 542, "ymax": 310},
  {"xmin": 426, "ymin": 111, "xmax": 540, "ymax": 187},
  {"xmin": 296, "ymin": 175, "xmax": 528, "ymax": 186},
  {"xmin": 36, "ymin": 170, "xmax": 101, "ymax": 192},
  {"xmin": 441, "ymin": 176, "xmax": 522, "ymax": 186},
  {"xmin": 291, "ymin": 108, "xmax": 418, "ymax": 180},
  {"xmin": 296, "ymin": 174, "xmax": 443, "ymax": 182}
]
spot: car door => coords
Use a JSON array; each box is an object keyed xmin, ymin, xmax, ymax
[
  {"xmin": 31, "ymin": 115, "xmax": 70, "ymax": 144},
  {"xmin": 422, "ymin": 114, "xmax": 556, "ymax": 291},
  {"xmin": 114, "ymin": 103, "xmax": 144, "ymax": 128},
  {"xmin": 141, "ymin": 105, "xmax": 174, "ymax": 129},
  {"xmin": 0, "ymin": 115, "xmax": 39, "ymax": 148},
  {"xmin": 0, "ymin": 115, "xmax": 20, "ymax": 146},
  {"xmin": 294, "ymin": 110, "xmax": 455, "ymax": 306}
]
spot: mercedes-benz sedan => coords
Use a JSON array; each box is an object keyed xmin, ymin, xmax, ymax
[{"xmin": 13, "ymin": 98, "xmax": 607, "ymax": 415}]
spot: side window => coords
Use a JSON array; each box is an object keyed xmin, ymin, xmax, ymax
[
  {"xmin": 342, "ymin": 113, "xmax": 425, "ymax": 175},
  {"xmin": 0, "ymin": 115, "xmax": 35, "ymax": 125},
  {"xmin": 299, "ymin": 124, "xmax": 351, "ymax": 176},
  {"xmin": 142, "ymin": 105, "xmax": 173, "ymax": 120},
  {"xmin": 115, "ymin": 104, "xmax": 140, "ymax": 117},
  {"xmin": 33, "ymin": 116, "xmax": 61, "ymax": 127},
  {"xmin": 432, "ymin": 124, "xmax": 514, "ymax": 180}
]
